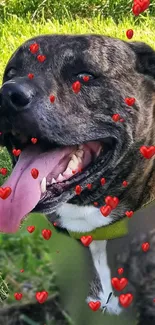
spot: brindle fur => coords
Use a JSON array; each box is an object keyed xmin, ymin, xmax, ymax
[{"xmin": 1, "ymin": 35, "xmax": 155, "ymax": 323}]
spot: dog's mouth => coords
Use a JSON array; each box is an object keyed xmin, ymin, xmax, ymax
[{"xmin": 0, "ymin": 132, "xmax": 115, "ymax": 233}]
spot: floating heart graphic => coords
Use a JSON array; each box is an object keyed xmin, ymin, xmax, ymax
[
  {"xmin": 49, "ymin": 95, "xmax": 55, "ymax": 103},
  {"xmin": 12, "ymin": 149, "xmax": 21, "ymax": 156},
  {"xmin": 88, "ymin": 301, "xmax": 101, "ymax": 311},
  {"xmin": 125, "ymin": 97, "xmax": 135, "ymax": 106},
  {"xmin": 29, "ymin": 43, "xmax": 39, "ymax": 54},
  {"xmin": 111, "ymin": 277, "xmax": 128, "ymax": 291},
  {"xmin": 105, "ymin": 196, "xmax": 119, "ymax": 209},
  {"xmin": 112, "ymin": 114, "xmax": 120, "ymax": 122},
  {"xmin": 83, "ymin": 75, "xmax": 90, "ymax": 82},
  {"xmin": 142, "ymin": 242, "xmax": 150, "ymax": 252},
  {"xmin": 140, "ymin": 146, "xmax": 155, "ymax": 159},
  {"xmin": 100, "ymin": 205, "xmax": 112, "ymax": 217},
  {"xmin": 87, "ymin": 183, "xmax": 92, "ymax": 190},
  {"xmin": 27, "ymin": 225, "xmax": 35, "ymax": 233},
  {"xmin": 75, "ymin": 184, "xmax": 82, "ymax": 195},
  {"xmin": 35, "ymin": 291, "xmax": 48, "ymax": 304},
  {"xmin": 20, "ymin": 269, "xmax": 24, "ymax": 273},
  {"xmin": 125, "ymin": 210, "xmax": 134, "ymax": 218},
  {"xmin": 122, "ymin": 180, "xmax": 128, "ymax": 187},
  {"xmin": 119, "ymin": 293, "xmax": 133, "ymax": 308},
  {"xmin": 53, "ymin": 222, "xmax": 58, "ymax": 227},
  {"xmin": 120, "ymin": 118, "xmax": 124, "ymax": 122},
  {"xmin": 94, "ymin": 202, "xmax": 98, "ymax": 206},
  {"xmin": 14, "ymin": 293, "xmax": 23, "ymax": 300},
  {"xmin": 117, "ymin": 268, "xmax": 124, "ymax": 275},
  {"xmin": 126, "ymin": 29, "xmax": 134, "ymax": 39},
  {"xmin": 31, "ymin": 168, "xmax": 39, "ymax": 179},
  {"xmin": 72, "ymin": 81, "xmax": 81, "ymax": 93},
  {"xmin": 140, "ymin": 0, "xmax": 150, "ymax": 12},
  {"xmin": 0, "ymin": 187, "xmax": 12, "ymax": 199},
  {"xmin": 37, "ymin": 55, "xmax": 46, "ymax": 62},
  {"xmin": 31, "ymin": 137, "xmax": 38, "ymax": 144},
  {"xmin": 42, "ymin": 229, "xmax": 52, "ymax": 240},
  {"xmin": 28, "ymin": 73, "xmax": 34, "ymax": 79},
  {"xmin": 0, "ymin": 168, "xmax": 8, "ymax": 175},
  {"xmin": 80, "ymin": 235, "xmax": 93, "ymax": 246},
  {"xmin": 100, "ymin": 177, "xmax": 106, "ymax": 185},
  {"xmin": 132, "ymin": 4, "xmax": 142, "ymax": 15}
]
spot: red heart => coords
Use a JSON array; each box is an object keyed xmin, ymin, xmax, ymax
[
  {"xmin": 139, "ymin": 0, "xmax": 150, "ymax": 12},
  {"xmin": 142, "ymin": 242, "xmax": 150, "ymax": 252},
  {"xmin": 94, "ymin": 202, "xmax": 98, "ymax": 206},
  {"xmin": 105, "ymin": 196, "xmax": 119, "ymax": 209},
  {"xmin": 126, "ymin": 29, "xmax": 134, "ymax": 39},
  {"xmin": 75, "ymin": 185, "xmax": 82, "ymax": 195},
  {"xmin": 117, "ymin": 268, "xmax": 124, "ymax": 275},
  {"xmin": 0, "ymin": 168, "xmax": 8, "ymax": 175},
  {"xmin": 88, "ymin": 301, "xmax": 101, "ymax": 311},
  {"xmin": 35, "ymin": 291, "xmax": 48, "ymax": 304},
  {"xmin": 111, "ymin": 277, "xmax": 128, "ymax": 291},
  {"xmin": 100, "ymin": 205, "xmax": 112, "ymax": 217},
  {"xmin": 83, "ymin": 75, "xmax": 90, "ymax": 82},
  {"xmin": 125, "ymin": 211, "xmax": 134, "ymax": 218},
  {"xmin": 0, "ymin": 187, "xmax": 12, "ymax": 199},
  {"xmin": 31, "ymin": 168, "xmax": 39, "ymax": 179},
  {"xmin": 20, "ymin": 269, "xmax": 24, "ymax": 273},
  {"xmin": 119, "ymin": 293, "xmax": 133, "ymax": 308},
  {"xmin": 28, "ymin": 73, "xmax": 34, "ymax": 79},
  {"xmin": 29, "ymin": 43, "xmax": 39, "ymax": 54},
  {"xmin": 125, "ymin": 97, "xmax": 135, "ymax": 106},
  {"xmin": 122, "ymin": 180, "xmax": 128, "ymax": 187},
  {"xmin": 132, "ymin": 4, "xmax": 142, "ymax": 15},
  {"xmin": 140, "ymin": 146, "xmax": 155, "ymax": 159},
  {"xmin": 112, "ymin": 114, "xmax": 120, "ymax": 122},
  {"xmin": 80, "ymin": 235, "xmax": 93, "ymax": 246},
  {"xmin": 12, "ymin": 149, "xmax": 21, "ymax": 156},
  {"xmin": 37, "ymin": 55, "xmax": 46, "ymax": 62},
  {"xmin": 42, "ymin": 229, "xmax": 52, "ymax": 240},
  {"xmin": 31, "ymin": 137, "xmax": 38, "ymax": 144},
  {"xmin": 49, "ymin": 95, "xmax": 55, "ymax": 103},
  {"xmin": 72, "ymin": 81, "xmax": 81, "ymax": 94},
  {"xmin": 14, "ymin": 292, "xmax": 23, "ymax": 300},
  {"xmin": 120, "ymin": 118, "xmax": 124, "ymax": 122},
  {"xmin": 27, "ymin": 225, "xmax": 35, "ymax": 233},
  {"xmin": 87, "ymin": 183, "xmax": 92, "ymax": 190},
  {"xmin": 100, "ymin": 177, "xmax": 106, "ymax": 185}
]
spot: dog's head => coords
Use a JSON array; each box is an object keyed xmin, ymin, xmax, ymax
[{"xmin": 0, "ymin": 34, "xmax": 155, "ymax": 233}]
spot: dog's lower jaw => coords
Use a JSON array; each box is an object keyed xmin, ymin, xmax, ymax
[{"xmin": 87, "ymin": 240, "xmax": 122, "ymax": 316}]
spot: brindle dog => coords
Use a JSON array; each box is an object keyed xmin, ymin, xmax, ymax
[{"xmin": 0, "ymin": 34, "xmax": 155, "ymax": 323}]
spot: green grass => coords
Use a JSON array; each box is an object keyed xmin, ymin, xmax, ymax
[
  {"xmin": 0, "ymin": 0, "xmax": 155, "ymax": 24},
  {"xmin": 0, "ymin": 11, "xmax": 155, "ymax": 324}
]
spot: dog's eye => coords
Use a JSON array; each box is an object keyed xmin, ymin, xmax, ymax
[
  {"xmin": 5, "ymin": 68, "xmax": 17, "ymax": 79},
  {"xmin": 76, "ymin": 73, "xmax": 95, "ymax": 81}
]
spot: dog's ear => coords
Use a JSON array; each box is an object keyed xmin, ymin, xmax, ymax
[{"xmin": 128, "ymin": 42, "xmax": 155, "ymax": 79}]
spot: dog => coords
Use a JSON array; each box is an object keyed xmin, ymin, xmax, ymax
[{"xmin": 0, "ymin": 34, "xmax": 155, "ymax": 323}]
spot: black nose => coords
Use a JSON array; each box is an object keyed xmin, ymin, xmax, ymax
[{"xmin": 0, "ymin": 81, "xmax": 34, "ymax": 112}]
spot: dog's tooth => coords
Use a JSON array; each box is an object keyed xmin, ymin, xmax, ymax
[
  {"xmin": 96, "ymin": 146, "xmax": 102, "ymax": 157},
  {"xmin": 51, "ymin": 178, "xmax": 56, "ymax": 184},
  {"xmin": 56, "ymin": 173, "xmax": 65, "ymax": 182},
  {"xmin": 72, "ymin": 154, "xmax": 79, "ymax": 165},
  {"xmin": 75, "ymin": 150, "xmax": 84, "ymax": 158},
  {"xmin": 68, "ymin": 160, "xmax": 77, "ymax": 170},
  {"xmin": 63, "ymin": 167, "xmax": 73, "ymax": 176},
  {"xmin": 77, "ymin": 157, "xmax": 82, "ymax": 164},
  {"xmin": 40, "ymin": 177, "xmax": 46, "ymax": 193}
]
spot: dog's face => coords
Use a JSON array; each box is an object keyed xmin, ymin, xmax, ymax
[{"xmin": 0, "ymin": 34, "xmax": 155, "ymax": 233}]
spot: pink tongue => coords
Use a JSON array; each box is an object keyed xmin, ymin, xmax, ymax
[{"xmin": 0, "ymin": 145, "xmax": 75, "ymax": 233}]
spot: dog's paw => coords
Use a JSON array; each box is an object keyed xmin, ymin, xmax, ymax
[{"xmin": 99, "ymin": 292, "xmax": 122, "ymax": 315}]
